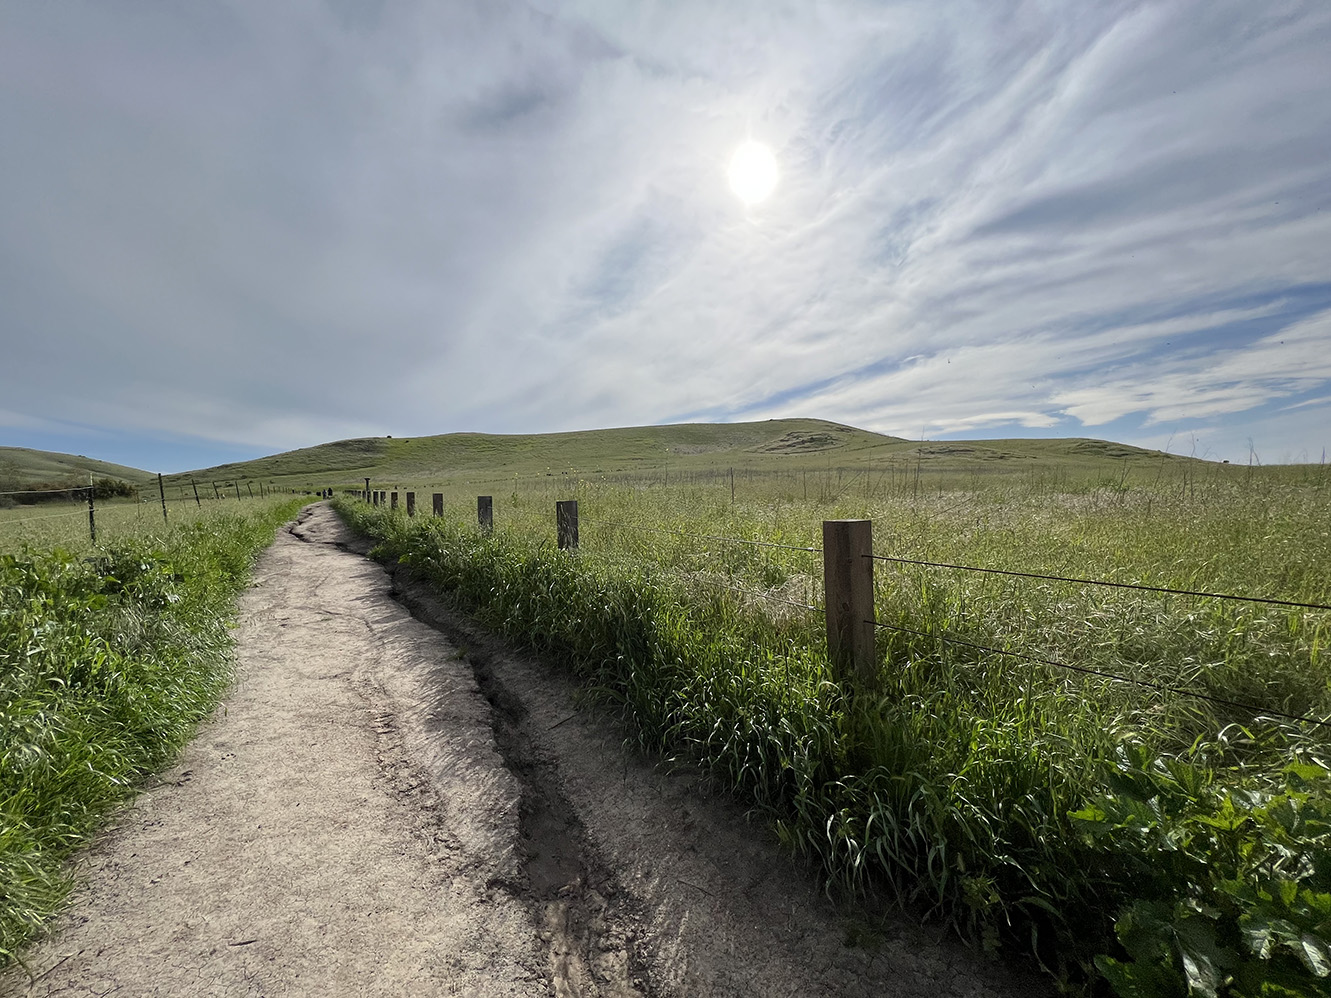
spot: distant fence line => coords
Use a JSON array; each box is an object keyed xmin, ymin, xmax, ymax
[
  {"xmin": 1, "ymin": 479, "xmax": 332, "ymax": 543},
  {"xmin": 350, "ymin": 487, "xmax": 1331, "ymax": 730}
]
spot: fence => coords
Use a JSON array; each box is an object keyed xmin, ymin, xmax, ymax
[
  {"xmin": 350, "ymin": 487, "xmax": 1331, "ymax": 729},
  {"xmin": 0, "ymin": 478, "xmax": 329, "ymax": 546}
]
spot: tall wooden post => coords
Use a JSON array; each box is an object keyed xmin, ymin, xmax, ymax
[
  {"xmin": 390, "ymin": 491, "xmax": 398, "ymax": 511},
  {"xmin": 433, "ymin": 493, "xmax": 443, "ymax": 516},
  {"xmin": 87, "ymin": 486, "xmax": 96, "ymax": 543},
  {"xmin": 158, "ymin": 473, "xmax": 168, "ymax": 525},
  {"xmin": 192, "ymin": 480, "xmax": 201, "ymax": 507},
  {"xmin": 822, "ymin": 520, "xmax": 875, "ymax": 691},
  {"xmin": 406, "ymin": 491, "xmax": 416, "ymax": 516},
  {"xmin": 556, "ymin": 500, "xmax": 578, "ymax": 550},
  {"xmin": 478, "ymin": 495, "xmax": 493, "ymax": 534},
  {"xmin": 213, "ymin": 482, "xmax": 221, "ymax": 501},
  {"xmin": 730, "ymin": 467, "xmax": 735, "ymax": 502},
  {"xmin": 234, "ymin": 482, "xmax": 241, "ymax": 503},
  {"xmin": 364, "ymin": 478, "xmax": 371, "ymax": 502}
]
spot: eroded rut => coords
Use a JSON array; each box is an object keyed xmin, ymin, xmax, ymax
[
  {"xmin": 451, "ymin": 631, "xmax": 654, "ymax": 998},
  {"xmin": 3, "ymin": 504, "xmax": 1047, "ymax": 998}
]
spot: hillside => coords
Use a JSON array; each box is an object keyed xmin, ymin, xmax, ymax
[
  {"xmin": 0, "ymin": 446, "xmax": 155, "ymax": 489},
  {"xmin": 6, "ymin": 419, "xmax": 1217, "ymax": 496},
  {"xmin": 158, "ymin": 418, "xmax": 1203, "ymax": 492}
]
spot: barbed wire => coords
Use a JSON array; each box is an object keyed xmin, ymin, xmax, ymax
[
  {"xmin": 867, "ymin": 553, "xmax": 1331, "ymax": 612},
  {"xmin": 869, "ymin": 618, "xmax": 1331, "ymax": 729}
]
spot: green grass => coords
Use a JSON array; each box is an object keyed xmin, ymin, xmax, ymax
[
  {"xmin": 0, "ymin": 447, "xmax": 156, "ymax": 492},
  {"xmin": 0, "ymin": 495, "xmax": 306, "ymax": 968},
  {"xmin": 0, "ymin": 493, "xmax": 274, "ymax": 555},
  {"xmin": 153, "ymin": 417, "xmax": 1245, "ymax": 497},
  {"xmin": 335, "ymin": 470, "xmax": 1331, "ymax": 996}
]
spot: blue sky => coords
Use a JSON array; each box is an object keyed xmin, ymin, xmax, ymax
[{"xmin": 1, "ymin": 0, "xmax": 1329, "ymax": 471}]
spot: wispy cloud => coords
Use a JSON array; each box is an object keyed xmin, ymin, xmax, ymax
[{"xmin": 0, "ymin": 0, "xmax": 1328, "ymax": 469}]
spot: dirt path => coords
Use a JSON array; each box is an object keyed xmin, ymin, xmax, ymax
[{"xmin": 3, "ymin": 505, "xmax": 1047, "ymax": 998}]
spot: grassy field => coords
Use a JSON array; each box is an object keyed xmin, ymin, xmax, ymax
[
  {"xmin": 334, "ymin": 465, "xmax": 1331, "ymax": 996},
  {"xmin": 0, "ymin": 494, "xmax": 267, "ymax": 555},
  {"xmin": 0, "ymin": 494, "xmax": 307, "ymax": 968}
]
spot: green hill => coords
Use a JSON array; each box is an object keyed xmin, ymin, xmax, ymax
[
  {"xmin": 6, "ymin": 418, "xmax": 1225, "ymax": 498},
  {"xmin": 0, "ymin": 446, "xmax": 155, "ymax": 490},
  {"xmin": 157, "ymin": 418, "xmax": 1203, "ymax": 492}
]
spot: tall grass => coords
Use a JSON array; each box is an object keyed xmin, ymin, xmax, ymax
[
  {"xmin": 336, "ymin": 476, "xmax": 1331, "ymax": 996},
  {"xmin": 0, "ymin": 497, "xmax": 305, "ymax": 967}
]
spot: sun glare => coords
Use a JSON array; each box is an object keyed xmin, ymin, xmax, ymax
[{"xmin": 728, "ymin": 141, "xmax": 778, "ymax": 205}]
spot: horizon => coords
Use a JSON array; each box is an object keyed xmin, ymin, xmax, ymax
[
  {"xmin": 5, "ymin": 416, "xmax": 1320, "ymax": 479},
  {"xmin": 2, "ymin": 2, "xmax": 1329, "ymax": 470}
]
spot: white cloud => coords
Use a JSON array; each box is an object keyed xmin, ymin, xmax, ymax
[{"xmin": 1, "ymin": 0, "xmax": 1329, "ymax": 465}]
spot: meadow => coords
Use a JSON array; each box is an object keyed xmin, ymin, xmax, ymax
[
  {"xmin": 335, "ymin": 465, "xmax": 1331, "ymax": 996},
  {"xmin": 0, "ymin": 494, "xmax": 306, "ymax": 967}
]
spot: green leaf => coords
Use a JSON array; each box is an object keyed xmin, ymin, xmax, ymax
[
  {"xmin": 1281, "ymin": 881, "xmax": 1300, "ymax": 908},
  {"xmin": 1297, "ymin": 932, "xmax": 1331, "ymax": 978},
  {"xmin": 1095, "ymin": 955, "xmax": 1187, "ymax": 998},
  {"xmin": 1285, "ymin": 762, "xmax": 1331, "ymax": 783},
  {"xmin": 1241, "ymin": 913, "xmax": 1302, "ymax": 960}
]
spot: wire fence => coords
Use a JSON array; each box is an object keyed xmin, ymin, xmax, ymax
[
  {"xmin": 420, "ymin": 497, "xmax": 1331, "ymax": 729},
  {"xmin": 866, "ymin": 553, "xmax": 1331, "ymax": 613},
  {"xmin": 867, "ymin": 618, "xmax": 1331, "ymax": 730}
]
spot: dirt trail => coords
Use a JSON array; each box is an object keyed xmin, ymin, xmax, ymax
[{"xmin": 3, "ymin": 505, "xmax": 1047, "ymax": 998}]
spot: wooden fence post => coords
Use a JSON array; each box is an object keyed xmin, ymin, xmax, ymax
[
  {"xmin": 191, "ymin": 480, "xmax": 201, "ymax": 508},
  {"xmin": 822, "ymin": 519, "xmax": 875, "ymax": 691},
  {"xmin": 158, "ymin": 473, "xmax": 168, "ymax": 525},
  {"xmin": 213, "ymin": 482, "xmax": 221, "ymax": 500},
  {"xmin": 390, "ymin": 491, "xmax": 398, "ymax": 511},
  {"xmin": 478, "ymin": 495, "xmax": 493, "ymax": 534},
  {"xmin": 433, "ymin": 493, "xmax": 444, "ymax": 516},
  {"xmin": 556, "ymin": 500, "xmax": 578, "ymax": 550},
  {"xmin": 406, "ymin": 491, "xmax": 416, "ymax": 516},
  {"xmin": 87, "ymin": 487, "xmax": 96, "ymax": 543}
]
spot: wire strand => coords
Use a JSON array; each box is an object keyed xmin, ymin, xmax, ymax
[
  {"xmin": 867, "ymin": 553, "xmax": 1331, "ymax": 612},
  {"xmin": 868, "ymin": 619, "xmax": 1331, "ymax": 729},
  {"xmin": 0, "ymin": 487, "xmax": 92, "ymax": 497},
  {"xmin": 0, "ymin": 509, "xmax": 93, "ymax": 527}
]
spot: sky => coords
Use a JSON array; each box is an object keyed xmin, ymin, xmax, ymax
[{"xmin": 2, "ymin": 0, "xmax": 1329, "ymax": 472}]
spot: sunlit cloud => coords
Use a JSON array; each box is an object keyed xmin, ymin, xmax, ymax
[{"xmin": 0, "ymin": 0, "xmax": 1328, "ymax": 469}]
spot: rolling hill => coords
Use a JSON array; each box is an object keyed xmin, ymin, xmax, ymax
[{"xmin": 6, "ymin": 418, "xmax": 1215, "ymax": 496}]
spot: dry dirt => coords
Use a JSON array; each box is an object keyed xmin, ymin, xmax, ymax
[{"xmin": 3, "ymin": 504, "xmax": 1051, "ymax": 998}]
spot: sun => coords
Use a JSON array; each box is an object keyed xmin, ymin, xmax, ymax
[{"xmin": 728, "ymin": 141, "xmax": 778, "ymax": 205}]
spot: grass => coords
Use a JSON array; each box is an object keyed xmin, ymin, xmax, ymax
[
  {"xmin": 0, "ymin": 447, "xmax": 156, "ymax": 492},
  {"xmin": 0, "ymin": 494, "xmax": 270, "ymax": 555},
  {"xmin": 0, "ymin": 495, "xmax": 306, "ymax": 969},
  {"xmin": 334, "ymin": 468, "xmax": 1331, "ymax": 996},
  {"xmin": 154, "ymin": 417, "xmax": 1240, "ymax": 496}
]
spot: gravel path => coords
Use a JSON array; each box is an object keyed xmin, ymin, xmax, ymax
[{"xmin": 2, "ymin": 505, "xmax": 1048, "ymax": 998}]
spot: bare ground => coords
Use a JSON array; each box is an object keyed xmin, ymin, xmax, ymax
[{"xmin": 2, "ymin": 504, "xmax": 1050, "ymax": 998}]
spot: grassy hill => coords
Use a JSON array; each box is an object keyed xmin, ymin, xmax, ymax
[
  {"xmin": 0, "ymin": 446, "xmax": 156, "ymax": 490},
  {"xmin": 7, "ymin": 418, "xmax": 1236, "ymax": 498},
  {"xmin": 154, "ymin": 418, "xmax": 1210, "ymax": 493}
]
